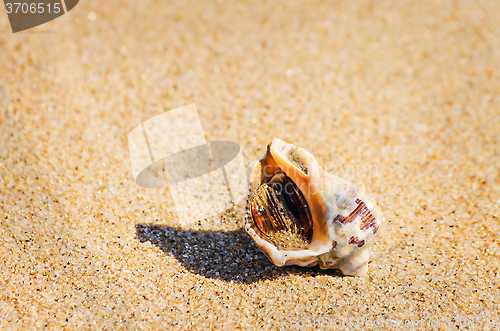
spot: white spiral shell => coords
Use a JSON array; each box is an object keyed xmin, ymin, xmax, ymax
[{"xmin": 245, "ymin": 138, "xmax": 383, "ymax": 276}]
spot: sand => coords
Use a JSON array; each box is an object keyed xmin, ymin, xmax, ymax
[{"xmin": 1, "ymin": 0, "xmax": 500, "ymax": 329}]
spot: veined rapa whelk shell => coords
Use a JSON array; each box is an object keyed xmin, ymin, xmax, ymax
[{"xmin": 245, "ymin": 138, "xmax": 383, "ymax": 276}]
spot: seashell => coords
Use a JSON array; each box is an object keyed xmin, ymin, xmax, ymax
[{"xmin": 245, "ymin": 138, "xmax": 383, "ymax": 276}]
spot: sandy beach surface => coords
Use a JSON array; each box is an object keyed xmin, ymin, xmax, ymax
[{"xmin": 1, "ymin": 0, "xmax": 500, "ymax": 329}]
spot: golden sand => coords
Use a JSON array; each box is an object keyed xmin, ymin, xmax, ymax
[{"xmin": 1, "ymin": 0, "xmax": 499, "ymax": 329}]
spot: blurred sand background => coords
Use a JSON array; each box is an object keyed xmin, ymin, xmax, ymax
[{"xmin": 1, "ymin": 0, "xmax": 500, "ymax": 329}]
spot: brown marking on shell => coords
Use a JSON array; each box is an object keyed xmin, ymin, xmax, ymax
[
  {"xmin": 333, "ymin": 199, "xmax": 365, "ymax": 225},
  {"xmin": 333, "ymin": 198, "xmax": 378, "ymax": 234},
  {"xmin": 348, "ymin": 236, "xmax": 365, "ymax": 247}
]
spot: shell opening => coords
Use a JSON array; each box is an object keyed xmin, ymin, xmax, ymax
[{"xmin": 250, "ymin": 172, "xmax": 314, "ymax": 250}]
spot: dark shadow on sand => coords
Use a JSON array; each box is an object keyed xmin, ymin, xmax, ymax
[{"xmin": 135, "ymin": 223, "xmax": 344, "ymax": 283}]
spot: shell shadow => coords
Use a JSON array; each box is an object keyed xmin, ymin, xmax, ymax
[{"xmin": 135, "ymin": 224, "xmax": 344, "ymax": 283}]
